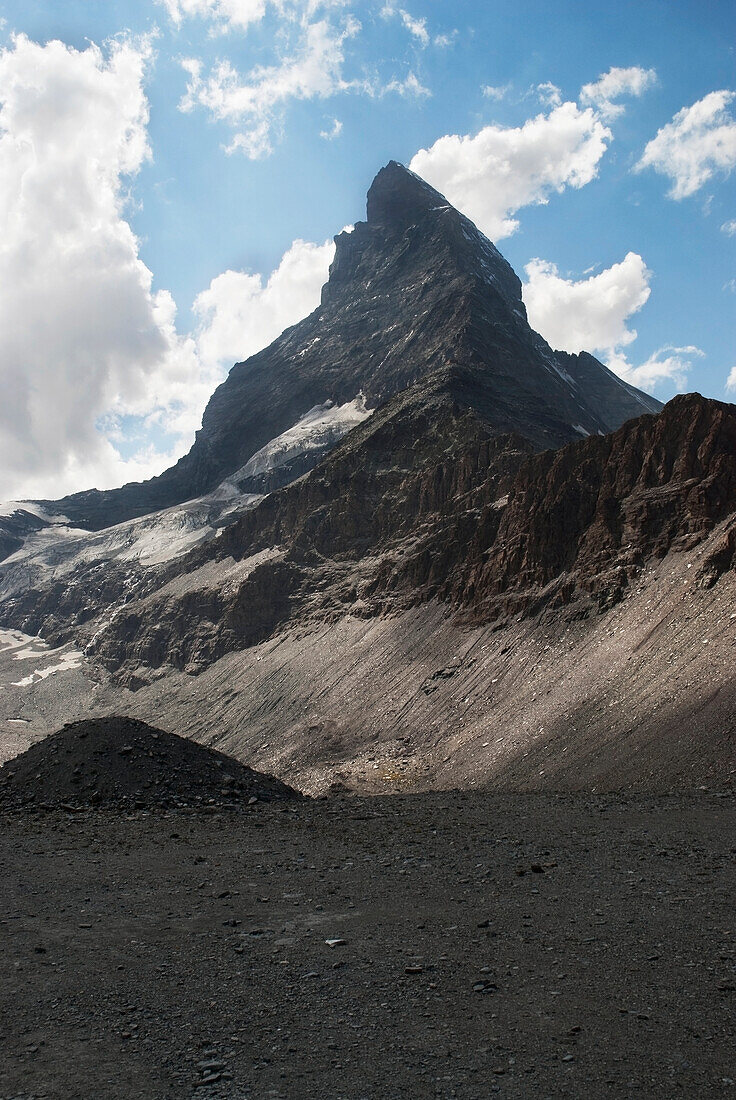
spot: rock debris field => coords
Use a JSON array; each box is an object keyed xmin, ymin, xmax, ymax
[
  {"xmin": 0, "ymin": 719, "xmax": 734, "ymax": 1099},
  {"xmin": 0, "ymin": 717, "xmax": 299, "ymax": 811}
]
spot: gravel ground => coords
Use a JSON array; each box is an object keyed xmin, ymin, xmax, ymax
[{"xmin": 1, "ymin": 790, "xmax": 734, "ymax": 1100}]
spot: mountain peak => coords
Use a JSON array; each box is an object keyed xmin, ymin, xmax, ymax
[
  {"xmin": 40, "ymin": 161, "xmax": 662, "ymax": 530},
  {"xmin": 366, "ymin": 160, "xmax": 448, "ymax": 229}
]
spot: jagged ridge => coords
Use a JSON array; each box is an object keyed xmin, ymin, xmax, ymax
[
  {"xmin": 68, "ymin": 392, "xmax": 736, "ymax": 685},
  {"xmin": 43, "ymin": 161, "xmax": 659, "ymax": 531}
]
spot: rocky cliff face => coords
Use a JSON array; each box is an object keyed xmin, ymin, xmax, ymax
[
  {"xmin": 42, "ymin": 162, "xmax": 659, "ymax": 531},
  {"xmin": 47, "ymin": 391, "xmax": 731, "ymax": 687},
  {"xmin": 455, "ymin": 392, "xmax": 736, "ymax": 617}
]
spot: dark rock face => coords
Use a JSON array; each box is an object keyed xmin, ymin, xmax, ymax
[
  {"xmin": 79, "ymin": 392, "xmax": 736, "ymax": 685},
  {"xmin": 0, "ymin": 716, "xmax": 301, "ymax": 809},
  {"xmin": 455, "ymin": 392, "xmax": 736, "ymax": 618},
  {"xmin": 43, "ymin": 161, "xmax": 659, "ymax": 531},
  {"xmin": 0, "ymin": 508, "xmax": 49, "ymax": 561}
]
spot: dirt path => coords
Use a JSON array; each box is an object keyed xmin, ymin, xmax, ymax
[{"xmin": 1, "ymin": 791, "xmax": 734, "ymax": 1099}]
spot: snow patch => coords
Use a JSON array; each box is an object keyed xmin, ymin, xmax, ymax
[
  {"xmin": 230, "ymin": 394, "xmax": 371, "ymax": 484},
  {"xmin": 13, "ymin": 647, "xmax": 52, "ymax": 661},
  {"xmin": 0, "ymin": 501, "xmax": 68, "ymax": 522},
  {"xmin": 0, "ymin": 629, "xmax": 47, "ymax": 653},
  {"xmin": 572, "ymin": 424, "xmax": 591, "ymax": 437},
  {"xmin": 10, "ymin": 643, "xmax": 83, "ymax": 688}
]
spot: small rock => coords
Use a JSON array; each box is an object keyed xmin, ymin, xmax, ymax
[{"xmin": 473, "ymin": 980, "xmax": 497, "ymax": 994}]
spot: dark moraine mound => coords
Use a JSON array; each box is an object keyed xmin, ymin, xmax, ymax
[{"xmin": 0, "ymin": 716, "xmax": 301, "ymax": 810}]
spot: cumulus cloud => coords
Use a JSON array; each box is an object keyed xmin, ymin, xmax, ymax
[
  {"xmin": 523, "ymin": 252, "xmax": 651, "ymax": 354},
  {"xmin": 726, "ymin": 366, "xmax": 736, "ymax": 392},
  {"xmin": 637, "ymin": 90, "xmax": 736, "ymax": 199},
  {"xmin": 409, "ymin": 101, "xmax": 611, "ymax": 240},
  {"xmin": 721, "ymin": 218, "xmax": 736, "ymax": 236},
  {"xmin": 580, "ymin": 65, "xmax": 656, "ymax": 119},
  {"xmin": 523, "ymin": 253, "xmax": 701, "ymax": 393},
  {"xmin": 194, "ymin": 238, "xmax": 334, "ymax": 372},
  {"xmin": 180, "ymin": 15, "xmax": 361, "ymax": 157},
  {"xmin": 0, "ymin": 34, "xmax": 224, "ymax": 501},
  {"xmin": 607, "ymin": 346, "xmax": 703, "ymax": 392}
]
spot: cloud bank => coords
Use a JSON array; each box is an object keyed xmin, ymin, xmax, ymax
[
  {"xmin": 0, "ymin": 32, "xmax": 334, "ymax": 501},
  {"xmin": 0, "ymin": 34, "xmax": 228, "ymax": 500},
  {"xmin": 194, "ymin": 238, "xmax": 334, "ymax": 372}
]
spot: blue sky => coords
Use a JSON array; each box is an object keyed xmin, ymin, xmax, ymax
[{"xmin": 0, "ymin": 0, "xmax": 734, "ymax": 498}]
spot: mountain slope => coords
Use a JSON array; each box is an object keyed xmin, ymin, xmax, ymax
[
  {"xmin": 44, "ymin": 162, "xmax": 659, "ymax": 531},
  {"xmin": 6, "ymin": 162, "xmax": 732, "ymax": 796},
  {"xmin": 63, "ymin": 392, "xmax": 732, "ymax": 688}
]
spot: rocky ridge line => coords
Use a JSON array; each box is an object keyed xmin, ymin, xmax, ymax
[{"xmin": 69, "ymin": 392, "xmax": 736, "ymax": 685}]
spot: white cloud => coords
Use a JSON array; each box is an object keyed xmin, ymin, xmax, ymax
[
  {"xmin": 160, "ymin": 0, "xmax": 268, "ymax": 33},
  {"xmin": 409, "ymin": 101, "xmax": 611, "ymax": 240},
  {"xmin": 726, "ymin": 366, "xmax": 736, "ymax": 392},
  {"xmin": 522, "ymin": 252, "xmax": 701, "ymax": 394},
  {"xmin": 607, "ymin": 346, "xmax": 703, "ymax": 393},
  {"xmin": 482, "ymin": 83, "xmax": 509, "ymax": 101},
  {"xmin": 194, "ymin": 238, "xmax": 335, "ymax": 372},
  {"xmin": 382, "ymin": 71, "xmax": 430, "ymax": 98},
  {"xmin": 319, "ymin": 116, "xmax": 342, "ymax": 139},
  {"xmin": 580, "ymin": 65, "xmax": 656, "ymax": 119},
  {"xmin": 160, "ymin": 0, "xmax": 350, "ymax": 33},
  {"xmin": 523, "ymin": 252, "xmax": 651, "ymax": 354},
  {"xmin": 637, "ymin": 90, "xmax": 736, "ymax": 199},
  {"xmin": 536, "ymin": 81, "xmax": 561, "ymax": 107},
  {"xmin": 721, "ymin": 218, "xmax": 736, "ymax": 236},
  {"xmin": 381, "ymin": 4, "xmax": 429, "ymax": 47},
  {"xmin": 180, "ymin": 15, "xmax": 361, "ymax": 157},
  {"xmin": 0, "ymin": 34, "xmax": 222, "ymax": 501}
]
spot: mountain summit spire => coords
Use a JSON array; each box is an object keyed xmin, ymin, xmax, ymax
[
  {"xmin": 366, "ymin": 160, "xmax": 447, "ymax": 229},
  {"xmin": 43, "ymin": 161, "xmax": 661, "ymax": 530}
]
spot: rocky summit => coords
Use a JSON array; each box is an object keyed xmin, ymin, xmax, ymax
[
  {"xmin": 41, "ymin": 161, "xmax": 659, "ymax": 531},
  {"xmin": 0, "ymin": 162, "xmax": 733, "ymax": 797}
]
